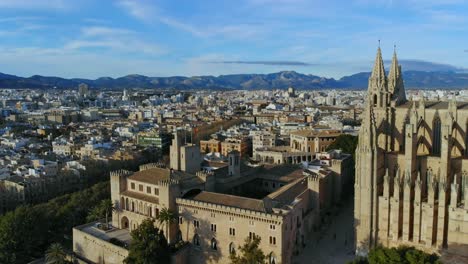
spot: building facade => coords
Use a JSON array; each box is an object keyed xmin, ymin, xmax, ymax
[
  {"xmin": 354, "ymin": 48, "xmax": 468, "ymax": 258},
  {"xmin": 74, "ymin": 131, "xmax": 353, "ymax": 264}
]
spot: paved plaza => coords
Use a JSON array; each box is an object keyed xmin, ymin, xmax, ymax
[{"xmin": 294, "ymin": 199, "xmax": 355, "ymax": 264}]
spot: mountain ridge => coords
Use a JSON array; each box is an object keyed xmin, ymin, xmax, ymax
[{"xmin": 0, "ymin": 70, "xmax": 467, "ymax": 90}]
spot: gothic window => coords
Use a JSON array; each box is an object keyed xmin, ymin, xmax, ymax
[
  {"xmin": 176, "ymin": 230, "xmax": 182, "ymax": 242},
  {"xmin": 269, "ymin": 253, "xmax": 277, "ymax": 264},
  {"xmin": 433, "ymin": 118, "xmax": 441, "ymax": 156},
  {"xmin": 229, "ymin": 242, "xmax": 236, "ymax": 254},
  {"xmin": 373, "ymin": 94, "xmax": 378, "ymax": 106},
  {"xmin": 211, "ymin": 238, "xmax": 217, "ymax": 250},
  {"xmin": 193, "ymin": 234, "xmax": 200, "ymax": 246}
]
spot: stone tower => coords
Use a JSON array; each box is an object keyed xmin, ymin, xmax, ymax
[
  {"xmin": 355, "ymin": 46, "xmax": 407, "ymax": 255},
  {"xmin": 228, "ymin": 150, "xmax": 241, "ymax": 177},
  {"xmin": 170, "ymin": 131, "xmax": 182, "ymax": 170}
]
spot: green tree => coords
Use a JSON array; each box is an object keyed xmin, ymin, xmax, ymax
[
  {"xmin": 45, "ymin": 243, "xmax": 70, "ymax": 264},
  {"xmin": 326, "ymin": 134, "xmax": 358, "ymax": 159},
  {"xmin": 347, "ymin": 256, "xmax": 369, "ymax": 264},
  {"xmin": 368, "ymin": 247, "xmax": 403, "ymax": 264},
  {"xmin": 0, "ymin": 181, "xmax": 110, "ymax": 263},
  {"xmin": 86, "ymin": 199, "xmax": 116, "ymax": 229},
  {"xmin": 157, "ymin": 208, "xmax": 176, "ymax": 242},
  {"xmin": 124, "ymin": 219, "xmax": 170, "ymax": 264},
  {"xmin": 230, "ymin": 235, "xmax": 266, "ymax": 264},
  {"xmin": 0, "ymin": 206, "xmax": 50, "ymax": 263},
  {"xmin": 348, "ymin": 246, "xmax": 442, "ymax": 264}
]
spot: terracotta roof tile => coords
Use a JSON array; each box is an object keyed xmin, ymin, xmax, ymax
[
  {"xmin": 191, "ymin": 191, "xmax": 267, "ymax": 212},
  {"xmin": 128, "ymin": 168, "xmax": 170, "ymax": 184}
]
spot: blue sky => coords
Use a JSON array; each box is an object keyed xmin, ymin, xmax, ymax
[{"xmin": 0, "ymin": 0, "xmax": 466, "ymax": 79}]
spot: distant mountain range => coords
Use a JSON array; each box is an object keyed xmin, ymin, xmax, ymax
[{"xmin": 1, "ymin": 70, "xmax": 467, "ymax": 90}]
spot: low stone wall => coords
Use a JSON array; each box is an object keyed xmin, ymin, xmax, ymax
[{"xmin": 73, "ymin": 226, "xmax": 128, "ymax": 264}]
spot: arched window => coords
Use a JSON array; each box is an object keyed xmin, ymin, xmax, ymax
[
  {"xmin": 211, "ymin": 238, "xmax": 217, "ymax": 250},
  {"xmin": 373, "ymin": 94, "xmax": 377, "ymax": 106},
  {"xmin": 176, "ymin": 230, "xmax": 182, "ymax": 242},
  {"xmin": 131, "ymin": 201, "xmax": 135, "ymax": 212},
  {"xmin": 193, "ymin": 234, "xmax": 200, "ymax": 247},
  {"xmin": 148, "ymin": 205, "xmax": 152, "ymax": 217},
  {"xmin": 269, "ymin": 253, "xmax": 277, "ymax": 264},
  {"xmin": 120, "ymin": 197, "xmax": 125, "ymax": 210},
  {"xmin": 125, "ymin": 198, "xmax": 129, "ymax": 211},
  {"xmin": 433, "ymin": 118, "xmax": 441, "ymax": 156},
  {"xmin": 121, "ymin": 216, "xmax": 129, "ymax": 229},
  {"xmin": 229, "ymin": 242, "xmax": 235, "ymax": 254}
]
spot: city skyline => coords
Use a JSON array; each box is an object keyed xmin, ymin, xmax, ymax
[{"xmin": 0, "ymin": 0, "xmax": 467, "ymax": 79}]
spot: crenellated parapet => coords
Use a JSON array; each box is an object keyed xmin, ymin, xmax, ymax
[
  {"xmin": 139, "ymin": 162, "xmax": 166, "ymax": 171},
  {"xmin": 158, "ymin": 178, "xmax": 180, "ymax": 187},
  {"xmin": 176, "ymin": 197, "xmax": 284, "ymax": 224},
  {"xmin": 110, "ymin": 169, "xmax": 133, "ymax": 178},
  {"xmin": 196, "ymin": 170, "xmax": 214, "ymax": 178}
]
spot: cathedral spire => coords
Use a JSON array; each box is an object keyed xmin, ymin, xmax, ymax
[
  {"xmin": 370, "ymin": 46, "xmax": 387, "ymax": 83},
  {"xmin": 388, "ymin": 46, "xmax": 399, "ymax": 86},
  {"xmin": 367, "ymin": 45, "xmax": 388, "ymax": 107},
  {"xmin": 387, "ymin": 46, "xmax": 406, "ymax": 104}
]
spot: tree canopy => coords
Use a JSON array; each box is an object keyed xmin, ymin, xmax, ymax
[
  {"xmin": 124, "ymin": 219, "xmax": 170, "ymax": 264},
  {"xmin": 45, "ymin": 243, "xmax": 71, "ymax": 264},
  {"xmin": 348, "ymin": 246, "xmax": 442, "ymax": 264},
  {"xmin": 230, "ymin": 235, "xmax": 266, "ymax": 264},
  {"xmin": 157, "ymin": 207, "xmax": 176, "ymax": 242},
  {"xmin": 0, "ymin": 181, "xmax": 109, "ymax": 264},
  {"xmin": 326, "ymin": 134, "xmax": 358, "ymax": 160}
]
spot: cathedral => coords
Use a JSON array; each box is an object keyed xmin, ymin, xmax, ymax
[{"xmin": 354, "ymin": 47, "xmax": 468, "ymax": 258}]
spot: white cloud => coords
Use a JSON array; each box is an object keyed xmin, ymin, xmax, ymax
[
  {"xmin": 117, "ymin": 0, "xmax": 155, "ymax": 22},
  {"xmin": 115, "ymin": 0, "xmax": 270, "ymax": 39},
  {"xmin": 62, "ymin": 26, "xmax": 166, "ymax": 55},
  {"xmin": 80, "ymin": 26, "xmax": 134, "ymax": 37}
]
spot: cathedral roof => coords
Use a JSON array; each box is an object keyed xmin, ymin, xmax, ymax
[{"xmin": 396, "ymin": 100, "xmax": 468, "ymax": 110}]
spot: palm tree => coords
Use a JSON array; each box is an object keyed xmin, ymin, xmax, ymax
[
  {"xmin": 157, "ymin": 207, "xmax": 176, "ymax": 243},
  {"xmin": 102, "ymin": 199, "xmax": 117, "ymax": 229},
  {"xmin": 45, "ymin": 243, "xmax": 69, "ymax": 264}
]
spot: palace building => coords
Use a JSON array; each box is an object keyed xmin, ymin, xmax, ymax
[
  {"xmin": 354, "ymin": 47, "xmax": 468, "ymax": 258},
  {"xmin": 73, "ymin": 131, "xmax": 352, "ymax": 264}
]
